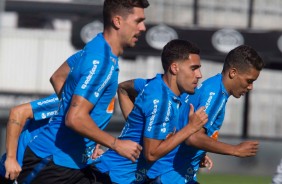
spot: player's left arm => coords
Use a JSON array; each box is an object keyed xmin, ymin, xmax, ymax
[
  {"xmin": 118, "ymin": 78, "xmax": 148, "ymax": 119},
  {"xmin": 50, "ymin": 50, "xmax": 82, "ymax": 99},
  {"xmin": 50, "ymin": 61, "xmax": 70, "ymax": 99},
  {"xmin": 185, "ymin": 129, "xmax": 258, "ymax": 157},
  {"xmin": 144, "ymin": 104, "xmax": 207, "ymax": 162}
]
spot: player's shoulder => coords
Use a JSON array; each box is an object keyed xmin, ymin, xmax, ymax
[{"xmin": 198, "ymin": 74, "xmax": 222, "ymax": 91}]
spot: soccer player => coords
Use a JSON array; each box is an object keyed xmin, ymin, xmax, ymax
[
  {"xmin": 0, "ymin": 48, "xmax": 84, "ymax": 184},
  {"xmin": 17, "ymin": 1, "xmax": 150, "ymax": 183},
  {"xmin": 94, "ymin": 39, "xmax": 208, "ymax": 183},
  {"xmin": 0, "ymin": 94, "xmax": 59, "ymax": 184},
  {"xmin": 120, "ymin": 45, "xmax": 264, "ymax": 183}
]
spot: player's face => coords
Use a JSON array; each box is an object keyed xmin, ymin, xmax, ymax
[
  {"xmin": 176, "ymin": 54, "xmax": 202, "ymax": 94},
  {"xmin": 120, "ymin": 7, "xmax": 146, "ymax": 48},
  {"xmin": 230, "ymin": 67, "xmax": 260, "ymax": 98}
]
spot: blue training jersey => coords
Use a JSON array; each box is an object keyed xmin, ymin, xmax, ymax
[
  {"xmin": 28, "ymin": 33, "xmax": 119, "ymax": 169},
  {"xmin": 0, "ymin": 94, "xmax": 59, "ymax": 177},
  {"xmin": 128, "ymin": 74, "xmax": 230, "ymax": 184},
  {"xmin": 95, "ymin": 74, "xmax": 182, "ymax": 184},
  {"xmin": 164, "ymin": 73, "xmax": 230, "ymax": 184},
  {"xmin": 0, "ymin": 50, "xmax": 79, "ymax": 177}
]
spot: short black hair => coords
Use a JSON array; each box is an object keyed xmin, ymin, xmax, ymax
[
  {"xmin": 223, "ymin": 45, "xmax": 265, "ymax": 73},
  {"xmin": 161, "ymin": 39, "xmax": 200, "ymax": 72},
  {"xmin": 103, "ymin": 0, "xmax": 149, "ymax": 28}
]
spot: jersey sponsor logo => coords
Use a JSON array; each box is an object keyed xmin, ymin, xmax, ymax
[
  {"xmin": 205, "ymin": 92, "xmax": 216, "ymax": 111},
  {"xmin": 161, "ymin": 100, "xmax": 173, "ymax": 133},
  {"xmin": 96, "ymin": 65, "xmax": 114, "ymax": 93},
  {"xmin": 165, "ymin": 101, "xmax": 172, "ymax": 122},
  {"xmin": 106, "ymin": 98, "xmax": 115, "ymax": 113},
  {"xmin": 81, "ymin": 60, "xmax": 100, "ymax": 89},
  {"xmin": 148, "ymin": 99, "xmax": 159, "ymax": 132},
  {"xmin": 210, "ymin": 98, "xmax": 226, "ymax": 126},
  {"xmin": 37, "ymin": 97, "xmax": 59, "ymax": 106}
]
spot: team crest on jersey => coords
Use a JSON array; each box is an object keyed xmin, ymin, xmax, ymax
[{"xmin": 94, "ymin": 92, "xmax": 99, "ymax": 98}]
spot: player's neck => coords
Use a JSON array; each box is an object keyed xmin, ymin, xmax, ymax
[
  {"xmin": 103, "ymin": 31, "xmax": 123, "ymax": 57},
  {"xmin": 162, "ymin": 74, "xmax": 181, "ymax": 96}
]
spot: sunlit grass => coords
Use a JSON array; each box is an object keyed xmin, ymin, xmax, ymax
[{"xmin": 197, "ymin": 173, "xmax": 272, "ymax": 184}]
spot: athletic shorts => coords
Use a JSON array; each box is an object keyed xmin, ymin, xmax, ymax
[{"xmin": 17, "ymin": 146, "xmax": 101, "ymax": 184}]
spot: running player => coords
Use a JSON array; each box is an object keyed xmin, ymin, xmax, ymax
[
  {"xmin": 0, "ymin": 94, "xmax": 59, "ymax": 184},
  {"xmin": 94, "ymin": 39, "xmax": 208, "ymax": 183},
  {"xmin": 0, "ymin": 49, "xmax": 83, "ymax": 183},
  {"xmin": 120, "ymin": 45, "xmax": 264, "ymax": 183},
  {"xmin": 17, "ymin": 1, "xmax": 149, "ymax": 183}
]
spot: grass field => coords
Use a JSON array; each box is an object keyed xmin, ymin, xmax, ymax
[{"xmin": 197, "ymin": 173, "xmax": 272, "ymax": 184}]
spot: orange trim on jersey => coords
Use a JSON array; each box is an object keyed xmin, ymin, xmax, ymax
[
  {"xmin": 106, "ymin": 98, "xmax": 115, "ymax": 113},
  {"xmin": 211, "ymin": 131, "xmax": 219, "ymax": 141}
]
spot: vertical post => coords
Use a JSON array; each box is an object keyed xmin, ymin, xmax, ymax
[
  {"xmin": 193, "ymin": 0, "xmax": 198, "ymax": 25},
  {"xmin": 242, "ymin": 0, "xmax": 254, "ymax": 139},
  {"xmin": 0, "ymin": 0, "xmax": 5, "ymax": 30}
]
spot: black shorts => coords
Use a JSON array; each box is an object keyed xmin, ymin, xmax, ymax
[
  {"xmin": 17, "ymin": 146, "xmax": 109, "ymax": 184},
  {"xmin": 0, "ymin": 175, "xmax": 15, "ymax": 184}
]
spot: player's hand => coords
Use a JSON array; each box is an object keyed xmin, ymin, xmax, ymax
[
  {"xmin": 187, "ymin": 104, "xmax": 208, "ymax": 134},
  {"xmin": 114, "ymin": 139, "xmax": 142, "ymax": 163},
  {"xmin": 91, "ymin": 144, "xmax": 104, "ymax": 159},
  {"xmin": 200, "ymin": 155, "xmax": 213, "ymax": 170},
  {"xmin": 5, "ymin": 157, "xmax": 22, "ymax": 180},
  {"xmin": 233, "ymin": 141, "xmax": 259, "ymax": 157}
]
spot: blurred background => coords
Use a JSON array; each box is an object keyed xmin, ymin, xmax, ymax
[{"xmin": 0, "ymin": 0, "xmax": 282, "ymax": 183}]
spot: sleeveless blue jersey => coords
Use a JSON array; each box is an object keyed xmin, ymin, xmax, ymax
[
  {"xmin": 28, "ymin": 33, "xmax": 119, "ymax": 169},
  {"xmin": 95, "ymin": 74, "xmax": 182, "ymax": 183}
]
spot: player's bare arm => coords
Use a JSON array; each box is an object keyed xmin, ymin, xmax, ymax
[
  {"xmin": 143, "ymin": 104, "xmax": 207, "ymax": 162},
  {"xmin": 50, "ymin": 61, "xmax": 70, "ymax": 99},
  {"xmin": 5, "ymin": 103, "xmax": 33, "ymax": 180},
  {"xmin": 118, "ymin": 79, "xmax": 138, "ymax": 119},
  {"xmin": 65, "ymin": 95, "xmax": 142, "ymax": 162},
  {"xmin": 185, "ymin": 129, "xmax": 259, "ymax": 157}
]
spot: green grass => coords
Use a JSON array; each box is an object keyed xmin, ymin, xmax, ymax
[{"xmin": 197, "ymin": 173, "xmax": 272, "ymax": 184}]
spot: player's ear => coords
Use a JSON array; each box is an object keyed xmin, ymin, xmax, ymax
[
  {"xmin": 170, "ymin": 62, "xmax": 178, "ymax": 75},
  {"xmin": 229, "ymin": 68, "xmax": 237, "ymax": 79},
  {"xmin": 112, "ymin": 15, "xmax": 122, "ymax": 29}
]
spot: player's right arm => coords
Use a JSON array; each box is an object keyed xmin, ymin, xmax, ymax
[
  {"xmin": 118, "ymin": 79, "xmax": 137, "ymax": 119},
  {"xmin": 5, "ymin": 103, "xmax": 33, "ymax": 180},
  {"xmin": 65, "ymin": 95, "xmax": 142, "ymax": 162}
]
